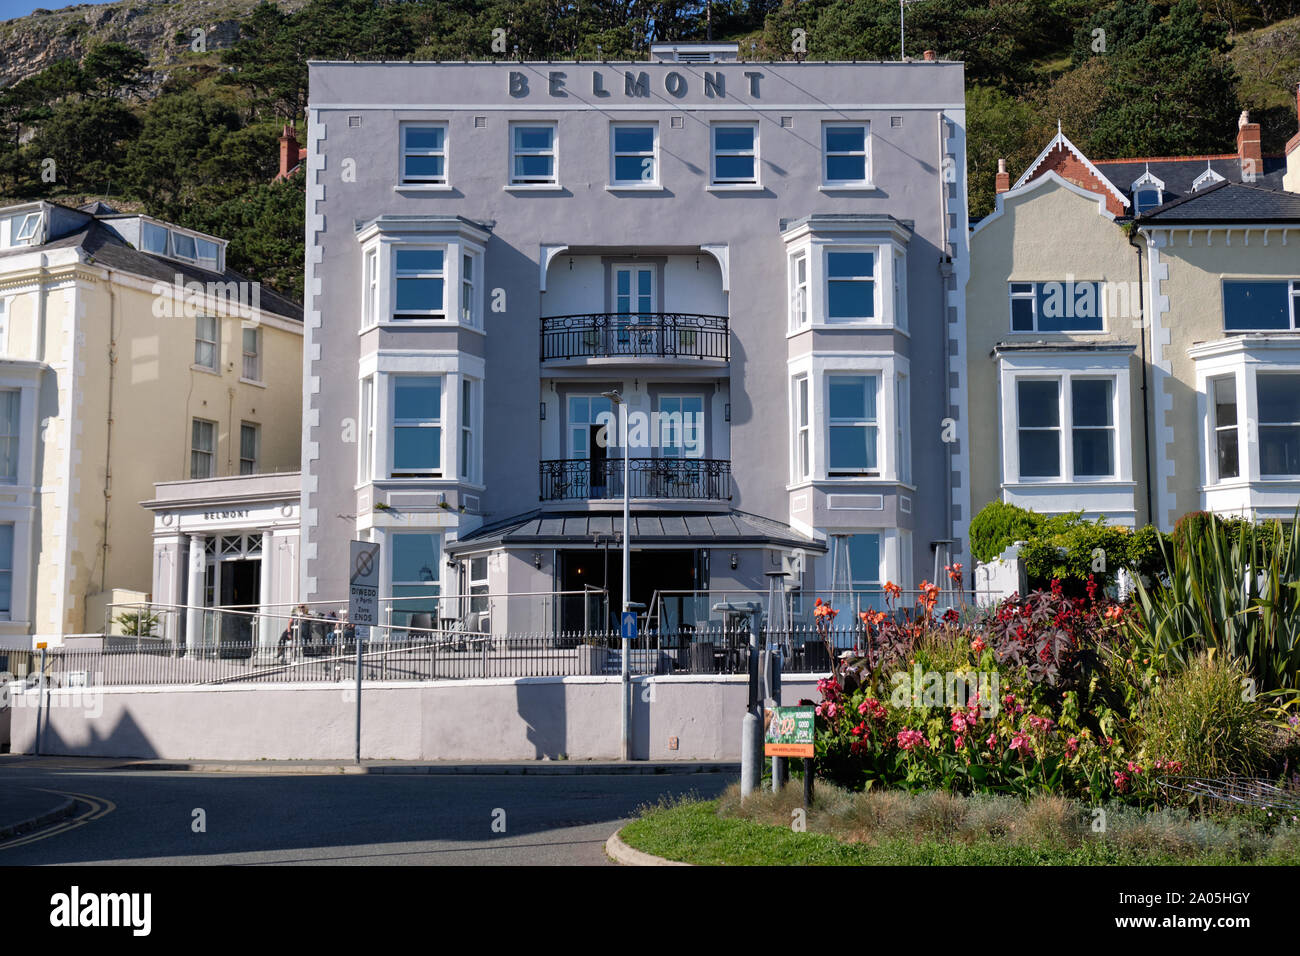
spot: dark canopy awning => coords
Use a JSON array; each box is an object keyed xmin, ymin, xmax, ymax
[{"xmin": 445, "ymin": 509, "xmax": 827, "ymax": 556}]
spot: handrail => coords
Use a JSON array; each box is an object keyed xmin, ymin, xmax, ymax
[{"xmin": 540, "ymin": 311, "xmax": 730, "ymax": 361}]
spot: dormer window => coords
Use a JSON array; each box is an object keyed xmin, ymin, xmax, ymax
[
  {"xmin": 138, "ymin": 218, "xmax": 225, "ymax": 271},
  {"xmin": 1130, "ymin": 168, "xmax": 1165, "ymax": 214},
  {"xmin": 1192, "ymin": 165, "xmax": 1226, "ymax": 191}
]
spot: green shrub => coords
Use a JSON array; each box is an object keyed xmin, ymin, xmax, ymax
[
  {"xmin": 1136, "ymin": 653, "xmax": 1270, "ymax": 778},
  {"xmin": 969, "ymin": 501, "xmax": 1042, "ymax": 564}
]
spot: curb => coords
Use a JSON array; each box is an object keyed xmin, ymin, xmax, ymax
[
  {"xmin": 115, "ymin": 761, "xmax": 741, "ymax": 776},
  {"xmin": 0, "ymin": 798, "xmax": 77, "ymax": 843},
  {"xmin": 605, "ymin": 826, "xmax": 691, "ymax": 866}
]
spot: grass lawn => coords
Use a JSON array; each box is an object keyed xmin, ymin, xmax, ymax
[{"xmin": 619, "ymin": 785, "xmax": 1300, "ymax": 866}]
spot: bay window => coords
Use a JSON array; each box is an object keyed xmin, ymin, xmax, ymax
[
  {"xmin": 390, "ymin": 533, "xmax": 441, "ymax": 627},
  {"xmin": 1212, "ymin": 376, "xmax": 1239, "ymax": 481},
  {"xmin": 828, "ymin": 375, "xmax": 878, "ymax": 476},
  {"xmin": 1223, "ymin": 280, "xmax": 1299, "ymax": 332},
  {"xmin": 1258, "ymin": 373, "xmax": 1300, "ymax": 477},
  {"xmin": 1014, "ymin": 376, "xmax": 1116, "ymax": 480},
  {"xmin": 826, "ymin": 251, "xmax": 875, "ymax": 322},
  {"xmin": 391, "ymin": 376, "xmax": 442, "ymax": 477},
  {"xmin": 393, "ymin": 248, "xmax": 445, "ymax": 320}
]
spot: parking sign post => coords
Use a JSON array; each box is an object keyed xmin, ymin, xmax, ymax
[{"xmin": 349, "ymin": 541, "xmax": 380, "ymax": 765}]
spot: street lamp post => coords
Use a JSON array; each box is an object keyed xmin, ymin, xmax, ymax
[{"xmin": 602, "ymin": 389, "xmax": 632, "ymax": 761}]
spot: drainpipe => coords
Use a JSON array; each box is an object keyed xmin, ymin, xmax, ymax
[
  {"xmin": 1128, "ymin": 225, "xmax": 1154, "ymax": 528},
  {"xmin": 100, "ymin": 268, "xmax": 118, "ymax": 593}
]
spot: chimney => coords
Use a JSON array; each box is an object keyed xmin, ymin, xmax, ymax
[
  {"xmin": 995, "ymin": 158, "xmax": 1010, "ymax": 194},
  {"xmin": 922, "ymin": 49, "xmax": 936, "ymax": 61},
  {"xmin": 1237, "ymin": 110, "xmax": 1262, "ymax": 182},
  {"xmin": 278, "ymin": 124, "xmax": 299, "ymax": 180}
]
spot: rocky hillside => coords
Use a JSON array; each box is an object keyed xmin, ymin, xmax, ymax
[{"xmin": 0, "ymin": 0, "xmax": 308, "ymax": 91}]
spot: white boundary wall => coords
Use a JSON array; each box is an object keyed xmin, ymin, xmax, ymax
[{"xmin": 6, "ymin": 675, "xmax": 821, "ymax": 762}]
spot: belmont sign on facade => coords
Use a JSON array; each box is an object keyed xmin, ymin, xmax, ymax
[{"xmin": 507, "ymin": 68, "xmax": 767, "ymax": 100}]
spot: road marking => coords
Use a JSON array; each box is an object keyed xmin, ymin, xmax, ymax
[{"xmin": 0, "ymin": 789, "xmax": 116, "ymax": 851}]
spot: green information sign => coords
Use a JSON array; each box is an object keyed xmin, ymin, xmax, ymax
[{"xmin": 764, "ymin": 705, "xmax": 815, "ymax": 757}]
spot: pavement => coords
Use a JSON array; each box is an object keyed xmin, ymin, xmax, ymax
[{"xmin": 0, "ymin": 754, "xmax": 739, "ymax": 775}]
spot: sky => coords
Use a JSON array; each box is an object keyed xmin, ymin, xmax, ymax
[{"xmin": 1, "ymin": 0, "xmax": 117, "ymax": 23}]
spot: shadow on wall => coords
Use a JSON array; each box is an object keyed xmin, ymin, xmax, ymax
[
  {"xmin": 515, "ymin": 680, "xmax": 567, "ymax": 759},
  {"xmin": 15, "ymin": 699, "xmax": 160, "ymax": 759}
]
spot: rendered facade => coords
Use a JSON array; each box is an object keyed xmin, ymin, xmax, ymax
[
  {"xmin": 967, "ymin": 96, "xmax": 1300, "ymax": 534},
  {"xmin": 303, "ymin": 46, "xmax": 971, "ymax": 632},
  {"xmin": 0, "ymin": 201, "xmax": 303, "ymax": 645}
]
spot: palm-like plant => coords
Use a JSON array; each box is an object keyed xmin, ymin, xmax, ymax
[{"xmin": 1128, "ymin": 511, "xmax": 1300, "ymax": 693}]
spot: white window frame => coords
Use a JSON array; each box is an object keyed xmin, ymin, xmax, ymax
[
  {"xmin": 194, "ymin": 315, "xmax": 218, "ymax": 371},
  {"xmin": 0, "ymin": 523, "xmax": 12, "ymax": 620},
  {"xmin": 241, "ymin": 325, "xmax": 262, "ymax": 382},
  {"xmin": 1222, "ymin": 279, "xmax": 1300, "ymax": 333},
  {"xmin": 391, "ymin": 246, "xmax": 447, "ymax": 321},
  {"xmin": 358, "ymin": 375, "xmax": 376, "ymax": 484},
  {"xmin": 824, "ymin": 247, "xmax": 878, "ymax": 324},
  {"xmin": 13, "ymin": 212, "xmax": 40, "ymax": 244},
  {"xmin": 460, "ymin": 377, "xmax": 477, "ymax": 482},
  {"xmin": 1257, "ymin": 371, "xmax": 1300, "ymax": 479},
  {"xmin": 191, "ymin": 418, "xmax": 216, "ymax": 479},
  {"xmin": 363, "ymin": 247, "xmax": 379, "ymax": 328},
  {"xmin": 822, "ymin": 121, "xmax": 871, "ymax": 187},
  {"xmin": 460, "ymin": 252, "xmax": 476, "ymax": 326},
  {"xmin": 389, "ymin": 375, "xmax": 444, "ymax": 478},
  {"xmin": 1068, "ymin": 377, "xmax": 1117, "ymax": 479},
  {"xmin": 400, "ymin": 122, "xmax": 449, "ymax": 186},
  {"xmin": 0, "ymin": 389, "xmax": 18, "ymax": 484},
  {"xmin": 239, "ymin": 421, "xmax": 259, "ymax": 475},
  {"xmin": 998, "ymin": 356, "xmax": 1133, "ymax": 502},
  {"xmin": 1210, "ymin": 374, "xmax": 1240, "ymax": 483},
  {"xmin": 895, "ymin": 373, "xmax": 911, "ymax": 485},
  {"xmin": 709, "ymin": 121, "xmax": 759, "ymax": 187},
  {"xmin": 1008, "ymin": 281, "xmax": 1106, "ymax": 333},
  {"xmin": 826, "ymin": 373, "xmax": 880, "ymax": 477},
  {"xmin": 789, "ymin": 252, "xmax": 809, "ymax": 331},
  {"xmin": 609, "ymin": 122, "xmax": 659, "ymax": 187},
  {"xmin": 792, "ymin": 374, "xmax": 810, "ymax": 481},
  {"xmin": 509, "ymin": 122, "xmax": 558, "ymax": 186}
]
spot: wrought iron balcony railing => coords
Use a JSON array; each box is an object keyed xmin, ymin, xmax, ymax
[
  {"xmin": 539, "ymin": 457, "xmax": 732, "ymax": 501},
  {"xmin": 540, "ymin": 312, "xmax": 729, "ymax": 361}
]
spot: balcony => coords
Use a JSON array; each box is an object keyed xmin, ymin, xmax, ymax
[
  {"xmin": 540, "ymin": 457, "xmax": 732, "ymax": 501},
  {"xmin": 540, "ymin": 312, "xmax": 729, "ymax": 363}
]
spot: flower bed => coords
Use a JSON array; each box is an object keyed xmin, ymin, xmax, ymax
[{"xmin": 806, "ymin": 571, "xmax": 1297, "ymax": 806}]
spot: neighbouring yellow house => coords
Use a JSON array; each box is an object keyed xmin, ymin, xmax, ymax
[
  {"xmin": 968, "ymin": 94, "xmax": 1300, "ymax": 534},
  {"xmin": 0, "ymin": 200, "xmax": 303, "ymax": 646}
]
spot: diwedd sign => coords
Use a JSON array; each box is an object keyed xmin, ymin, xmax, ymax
[{"xmin": 349, "ymin": 540, "xmax": 380, "ymax": 634}]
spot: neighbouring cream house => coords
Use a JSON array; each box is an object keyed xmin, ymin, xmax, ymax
[
  {"xmin": 967, "ymin": 93, "xmax": 1299, "ymax": 532},
  {"xmin": 0, "ymin": 200, "xmax": 303, "ymax": 645}
]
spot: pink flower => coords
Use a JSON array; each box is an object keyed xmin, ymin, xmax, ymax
[
  {"xmin": 954, "ymin": 734, "xmax": 965, "ymax": 749},
  {"xmin": 826, "ymin": 702, "xmax": 838, "ymax": 719},
  {"xmin": 985, "ymin": 732, "xmax": 998, "ymax": 750},
  {"xmin": 1026, "ymin": 715, "xmax": 1054, "ymax": 735},
  {"xmin": 1009, "ymin": 731, "xmax": 1034, "ymax": 754},
  {"xmin": 1126, "ymin": 761, "xmax": 1143, "ymax": 774},
  {"xmin": 1113, "ymin": 770, "xmax": 1130, "ymax": 793},
  {"xmin": 1065, "ymin": 736, "xmax": 1079, "ymax": 758},
  {"xmin": 897, "ymin": 729, "xmax": 930, "ymax": 751},
  {"xmin": 857, "ymin": 697, "xmax": 887, "ymax": 721}
]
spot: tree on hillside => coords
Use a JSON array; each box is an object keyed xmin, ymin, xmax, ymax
[{"xmin": 1089, "ymin": 0, "xmax": 1240, "ymax": 156}]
